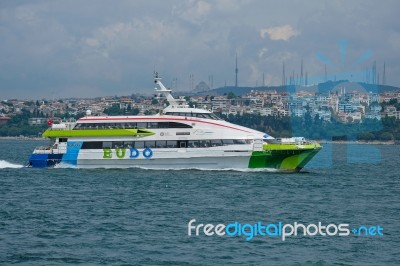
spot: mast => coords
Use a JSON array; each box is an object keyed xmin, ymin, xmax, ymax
[{"xmin": 154, "ymin": 72, "xmax": 179, "ymax": 107}]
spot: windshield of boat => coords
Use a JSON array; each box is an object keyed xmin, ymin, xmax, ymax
[{"xmin": 165, "ymin": 112, "xmax": 222, "ymax": 120}]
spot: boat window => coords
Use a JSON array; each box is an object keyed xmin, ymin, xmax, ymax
[
  {"xmin": 124, "ymin": 141, "xmax": 134, "ymax": 148},
  {"xmin": 157, "ymin": 122, "xmax": 169, "ymax": 128},
  {"xmin": 188, "ymin": 140, "xmax": 200, "ymax": 148},
  {"xmin": 137, "ymin": 122, "xmax": 147, "ymax": 128},
  {"xmin": 103, "ymin": 141, "xmax": 112, "ymax": 149},
  {"xmin": 144, "ymin": 141, "xmax": 156, "ymax": 148},
  {"xmin": 166, "ymin": 112, "xmax": 211, "ymax": 119},
  {"xmin": 148, "ymin": 122, "xmax": 158, "ymax": 128},
  {"xmin": 222, "ymin": 139, "xmax": 234, "ymax": 145},
  {"xmin": 166, "ymin": 140, "xmax": 178, "ymax": 148},
  {"xmin": 86, "ymin": 139, "xmax": 250, "ymax": 150},
  {"xmin": 135, "ymin": 141, "xmax": 145, "ymax": 149},
  {"xmin": 81, "ymin": 142, "xmax": 103, "ymax": 149},
  {"xmin": 179, "ymin": 141, "xmax": 187, "ymax": 148},
  {"xmin": 59, "ymin": 138, "xmax": 68, "ymax": 142},
  {"xmin": 210, "ymin": 113, "xmax": 222, "ymax": 120},
  {"xmin": 199, "ymin": 140, "xmax": 211, "ymax": 148},
  {"xmin": 156, "ymin": 141, "xmax": 167, "ymax": 148},
  {"xmin": 211, "ymin": 139, "xmax": 223, "ymax": 147},
  {"xmin": 128, "ymin": 122, "xmax": 137, "ymax": 128},
  {"xmin": 233, "ymin": 139, "xmax": 247, "ymax": 145},
  {"xmin": 169, "ymin": 122, "xmax": 192, "ymax": 128},
  {"xmin": 112, "ymin": 142, "xmax": 124, "ymax": 148}
]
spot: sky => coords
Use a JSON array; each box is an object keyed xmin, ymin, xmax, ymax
[{"xmin": 1, "ymin": 0, "xmax": 399, "ymax": 99}]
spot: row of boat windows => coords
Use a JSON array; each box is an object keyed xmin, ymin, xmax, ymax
[
  {"xmin": 165, "ymin": 112, "xmax": 221, "ymax": 120},
  {"xmin": 81, "ymin": 139, "xmax": 251, "ymax": 149},
  {"xmin": 74, "ymin": 121, "xmax": 192, "ymax": 130}
]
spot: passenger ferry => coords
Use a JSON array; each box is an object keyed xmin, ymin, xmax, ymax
[{"xmin": 28, "ymin": 73, "xmax": 321, "ymax": 171}]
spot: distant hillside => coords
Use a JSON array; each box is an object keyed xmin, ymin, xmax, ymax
[{"xmin": 198, "ymin": 81, "xmax": 400, "ymax": 96}]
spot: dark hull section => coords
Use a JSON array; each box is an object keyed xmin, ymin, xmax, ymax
[{"xmin": 29, "ymin": 154, "xmax": 63, "ymax": 168}]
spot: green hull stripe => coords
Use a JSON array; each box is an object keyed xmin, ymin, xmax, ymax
[
  {"xmin": 42, "ymin": 128, "xmax": 155, "ymax": 138},
  {"xmin": 263, "ymin": 143, "xmax": 321, "ymax": 150},
  {"xmin": 248, "ymin": 144, "xmax": 321, "ymax": 171}
]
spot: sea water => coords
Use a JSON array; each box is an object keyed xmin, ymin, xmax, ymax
[{"xmin": 0, "ymin": 139, "xmax": 399, "ymax": 265}]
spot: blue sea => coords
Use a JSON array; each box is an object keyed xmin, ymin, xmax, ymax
[{"xmin": 0, "ymin": 139, "xmax": 399, "ymax": 265}]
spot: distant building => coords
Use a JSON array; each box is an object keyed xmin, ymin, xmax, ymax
[
  {"xmin": 194, "ymin": 81, "xmax": 210, "ymax": 93},
  {"xmin": 0, "ymin": 116, "xmax": 11, "ymax": 125},
  {"xmin": 28, "ymin": 117, "xmax": 47, "ymax": 125}
]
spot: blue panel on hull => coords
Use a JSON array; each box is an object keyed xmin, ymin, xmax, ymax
[
  {"xmin": 29, "ymin": 154, "xmax": 48, "ymax": 168},
  {"xmin": 61, "ymin": 141, "xmax": 83, "ymax": 165},
  {"xmin": 29, "ymin": 154, "xmax": 63, "ymax": 168}
]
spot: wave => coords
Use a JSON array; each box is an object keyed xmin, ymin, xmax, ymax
[
  {"xmin": 0, "ymin": 160, "xmax": 24, "ymax": 169},
  {"xmin": 50, "ymin": 161, "xmax": 291, "ymax": 173},
  {"xmin": 130, "ymin": 166, "xmax": 280, "ymax": 172},
  {"xmin": 53, "ymin": 162, "xmax": 77, "ymax": 169},
  {"xmin": 53, "ymin": 164, "xmax": 280, "ymax": 172}
]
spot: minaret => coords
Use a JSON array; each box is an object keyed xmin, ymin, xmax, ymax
[
  {"xmin": 300, "ymin": 58, "xmax": 303, "ymax": 86},
  {"xmin": 262, "ymin": 72, "xmax": 265, "ymax": 87},
  {"xmin": 372, "ymin": 61, "xmax": 377, "ymax": 84},
  {"xmin": 282, "ymin": 62, "xmax": 286, "ymax": 86},
  {"xmin": 382, "ymin": 62, "xmax": 386, "ymax": 85},
  {"xmin": 235, "ymin": 53, "xmax": 238, "ymax": 87},
  {"xmin": 305, "ymin": 72, "xmax": 308, "ymax": 86}
]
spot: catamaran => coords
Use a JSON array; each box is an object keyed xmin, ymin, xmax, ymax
[{"xmin": 28, "ymin": 73, "xmax": 321, "ymax": 171}]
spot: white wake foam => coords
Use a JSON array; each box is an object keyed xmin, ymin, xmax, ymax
[
  {"xmin": 0, "ymin": 160, "xmax": 24, "ymax": 169},
  {"xmin": 53, "ymin": 162, "xmax": 77, "ymax": 169}
]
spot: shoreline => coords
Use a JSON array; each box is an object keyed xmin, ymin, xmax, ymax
[
  {"xmin": 0, "ymin": 136, "xmax": 46, "ymax": 141},
  {"xmin": 318, "ymin": 140, "xmax": 398, "ymax": 145}
]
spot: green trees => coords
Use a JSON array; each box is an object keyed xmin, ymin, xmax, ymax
[
  {"xmin": 222, "ymin": 113, "xmax": 400, "ymax": 141},
  {"xmin": 103, "ymin": 104, "xmax": 124, "ymax": 115},
  {"xmin": 227, "ymin": 92, "xmax": 237, "ymax": 99}
]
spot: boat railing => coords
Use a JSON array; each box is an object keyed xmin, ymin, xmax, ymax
[
  {"xmin": 33, "ymin": 146, "xmax": 52, "ymax": 154},
  {"xmin": 266, "ymin": 139, "xmax": 317, "ymax": 145}
]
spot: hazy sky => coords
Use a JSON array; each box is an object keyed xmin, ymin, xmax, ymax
[{"xmin": 1, "ymin": 0, "xmax": 399, "ymax": 99}]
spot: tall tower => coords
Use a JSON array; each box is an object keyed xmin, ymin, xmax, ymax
[{"xmin": 235, "ymin": 53, "xmax": 238, "ymax": 87}]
